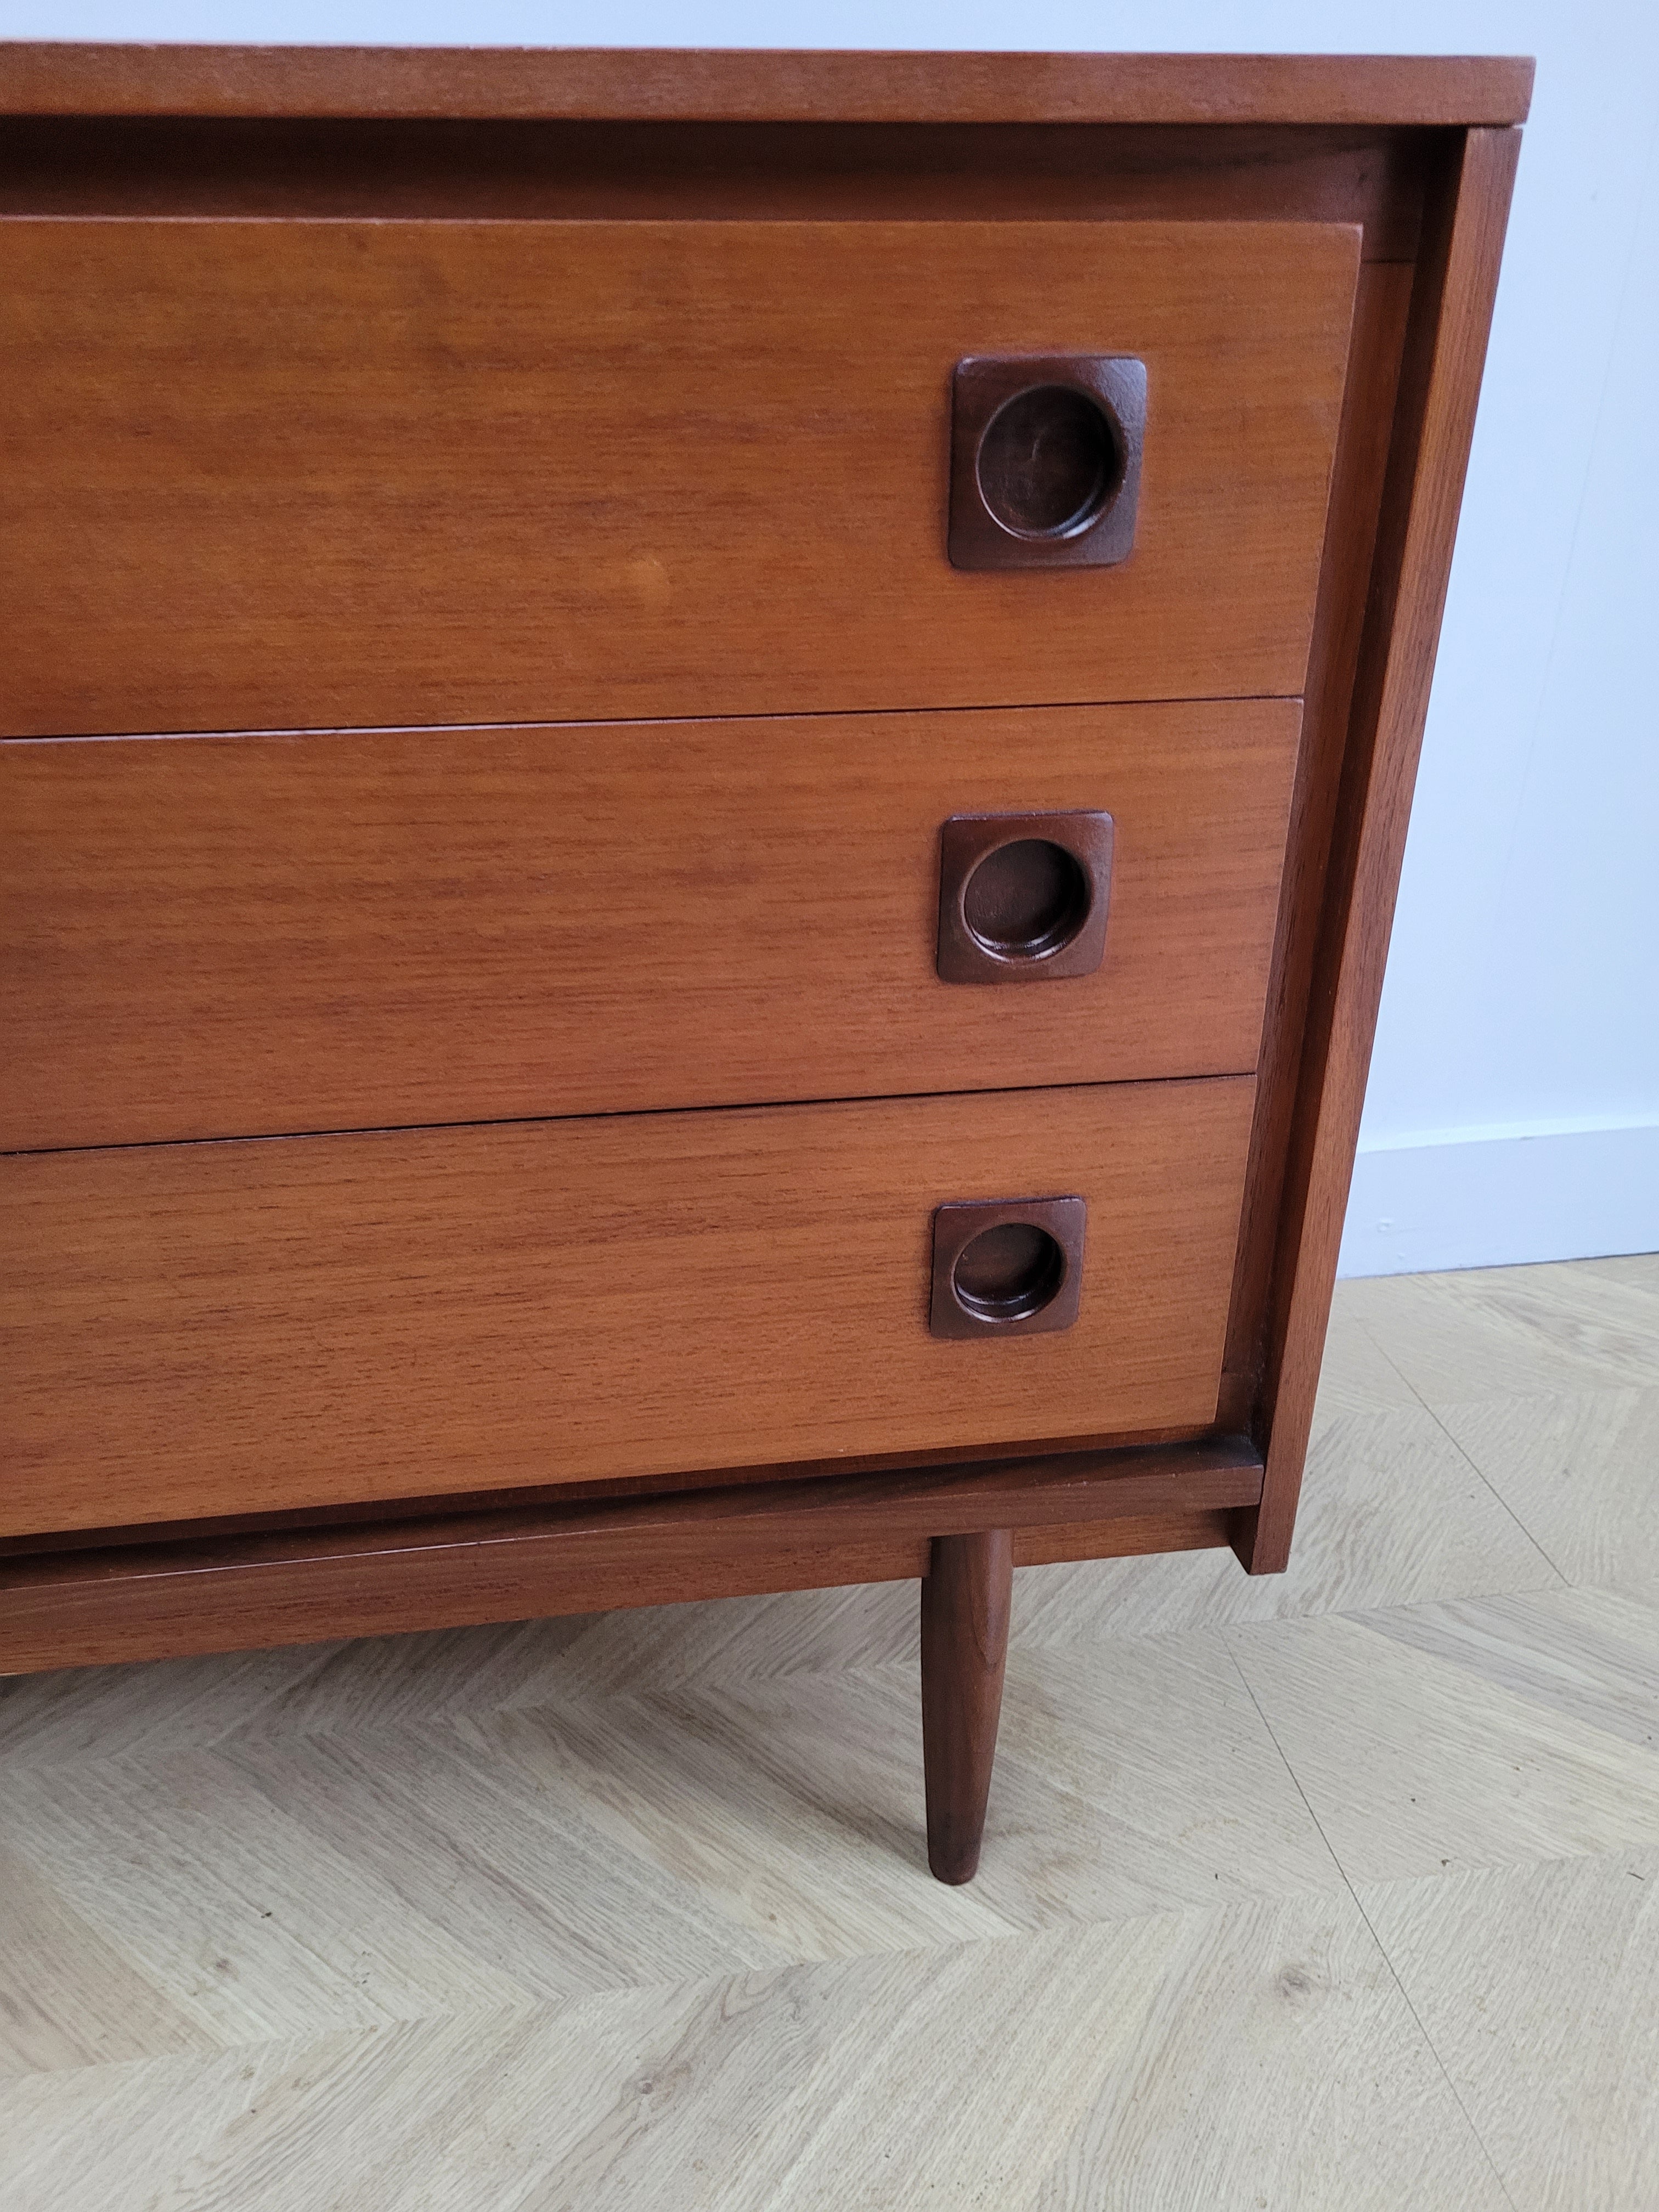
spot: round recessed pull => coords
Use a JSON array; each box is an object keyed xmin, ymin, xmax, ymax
[
  {"xmin": 951, "ymin": 1221, "xmax": 1068, "ymax": 1323},
  {"xmin": 929, "ymin": 1195, "xmax": 1087, "ymax": 1339},
  {"xmin": 961, "ymin": 837, "xmax": 1092, "ymax": 963},
  {"xmin": 974, "ymin": 383, "xmax": 1124, "ymax": 541},
  {"xmin": 949, "ymin": 356, "xmax": 1146, "ymax": 572},
  {"xmin": 936, "ymin": 810, "xmax": 1114, "ymax": 985}
]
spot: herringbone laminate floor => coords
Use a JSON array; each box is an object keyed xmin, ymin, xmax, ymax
[{"xmin": 3, "ymin": 1256, "xmax": 1657, "ymax": 2209}]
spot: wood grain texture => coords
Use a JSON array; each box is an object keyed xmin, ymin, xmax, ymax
[
  {"xmin": 1013, "ymin": 1506, "xmax": 1240, "ymax": 1568},
  {"xmin": 1340, "ymin": 1258, "xmax": 1659, "ymax": 1407},
  {"xmin": 0, "ymin": 45, "xmax": 1536, "ymax": 127},
  {"xmin": 0, "ymin": 1438, "xmax": 1262, "ymax": 1675},
  {"xmin": 2, "ymin": 702, "xmax": 1298, "ymax": 1152},
  {"xmin": 0, "ymin": 1077, "xmax": 1256, "ymax": 1537},
  {"xmin": 0, "ymin": 72, "xmax": 1529, "ymax": 1730},
  {"xmin": 0, "ymin": 1903, "xmax": 1509, "ymax": 2211},
  {"xmin": 921, "ymin": 1529, "xmax": 1013, "ymax": 1882},
  {"xmin": 0, "ymin": 218, "xmax": 1359, "ymax": 736},
  {"xmin": 3, "ymin": 1260, "xmax": 1646, "ymax": 2209},
  {"xmin": 0, "ymin": 1532, "xmax": 930, "ymax": 1680},
  {"xmin": 1242, "ymin": 128, "xmax": 1523, "ymax": 1572},
  {"xmin": 0, "ymin": 1420, "xmax": 1243, "ymax": 1555},
  {"xmin": 1019, "ymin": 1414, "xmax": 1562, "ymax": 1643},
  {"xmin": 1360, "ymin": 1854, "xmax": 1659, "ymax": 2212},
  {"xmin": 0, "ymin": 120, "xmax": 1431, "ymax": 263},
  {"xmin": 1429, "ymin": 1390, "xmax": 1659, "ymax": 1600},
  {"xmin": 1223, "ymin": 262, "xmax": 1413, "ymax": 1384},
  {"xmin": 1026, "ymin": 1894, "xmax": 1510, "ymax": 2211},
  {"xmin": 1005, "ymin": 1274, "xmax": 1570, "ymax": 1646},
  {"xmin": 1232, "ymin": 1586, "xmax": 1659, "ymax": 1884}
]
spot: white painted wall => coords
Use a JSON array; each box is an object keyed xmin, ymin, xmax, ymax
[{"xmin": 8, "ymin": 1, "xmax": 1656, "ymax": 1274}]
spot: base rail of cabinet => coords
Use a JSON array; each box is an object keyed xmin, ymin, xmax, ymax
[{"xmin": 0, "ymin": 1434, "xmax": 1261, "ymax": 1676}]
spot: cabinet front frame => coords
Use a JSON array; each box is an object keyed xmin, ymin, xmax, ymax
[{"xmin": 0, "ymin": 64, "xmax": 1526, "ymax": 1666}]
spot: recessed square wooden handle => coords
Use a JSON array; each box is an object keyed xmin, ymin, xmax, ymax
[
  {"xmin": 929, "ymin": 1197, "xmax": 1087, "ymax": 1339},
  {"xmin": 936, "ymin": 810, "xmax": 1114, "ymax": 983},
  {"xmin": 948, "ymin": 355, "xmax": 1147, "ymax": 571}
]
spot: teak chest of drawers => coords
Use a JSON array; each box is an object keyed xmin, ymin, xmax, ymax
[{"xmin": 0, "ymin": 44, "xmax": 1528, "ymax": 1881}]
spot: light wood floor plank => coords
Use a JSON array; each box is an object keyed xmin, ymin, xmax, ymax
[
  {"xmin": 1576, "ymin": 1251, "xmax": 1659, "ymax": 1297},
  {"xmin": 1030, "ymin": 1890, "xmax": 1511, "ymax": 2212},
  {"xmin": 1361, "ymin": 1850, "xmax": 1659, "ymax": 2212},
  {"xmin": 1343, "ymin": 1258, "xmax": 1659, "ymax": 1406},
  {"xmin": 1008, "ymin": 1402, "xmax": 1560, "ymax": 1645},
  {"xmin": 2, "ymin": 1255, "xmax": 1655, "ymax": 2206},
  {"xmin": 441, "ymin": 1678, "xmax": 1017, "ymax": 1960},
  {"xmin": 1437, "ymin": 1387, "xmax": 1659, "ymax": 1595},
  {"xmin": 0, "ymin": 1899, "xmax": 1513, "ymax": 2212},
  {"xmin": 510, "ymin": 1581, "xmax": 923, "ymax": 1695},
  {"xmin": 0, "ymin": 1845, "xmax": 215, "ymax": 2078},
  {"xmin": 0, "ymin": 1641, "xmax": 345, "ymax": 1769},
  {"xmin": 670, "ymin": 1637, "xmax": 1345, "ymax": 1931},
  {"xmin": 977, "ymin": 1633, "xmax": 1345, "ymax": 1916},
  {"xmin": 232, "ymin": 1617, "xmax": 600, "ymax": 1735},
  {"xmin": 210, "ymin": 1722, "xmax": 801, "ymax": 1998},
  {"xmin": 1311, "ymin": 1285, "xmax": 1426, "ymax": 1415},
  {"xmin": 1, "ymin": 1751, "xmax": 538, "ymax": 2046},
  {"xmin": 1230, "ymin": 1586, "xmax": 1659, "ymax": 1883}
]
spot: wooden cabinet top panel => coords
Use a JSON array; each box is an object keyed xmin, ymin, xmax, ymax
[{"xmin": 0, "ymin": 44, "xmax": 1534, "ymax": 127}]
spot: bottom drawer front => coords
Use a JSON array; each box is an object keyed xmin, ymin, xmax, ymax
[{"xmin": 2, "ymin": 1079, "xmax": 1253, "ymax": 1536}]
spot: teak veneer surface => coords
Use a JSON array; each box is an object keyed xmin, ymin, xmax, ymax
[
  {"xmin": 1224, "ymin": 257, "xmax": 1413, "ymax": 1391},
  {"xmin": 0, "ymin": 44, "xmax": 1535, "ymax": 127},
  {"xmin": 0, "ymin": 120, "xmax": 1429, "ymax": 263},
  {"xmin": 921, "ymin": 1528, "xmax": 1013, "ymax": 1881},
  {"xmin": 3, "ymin": 702, "xmax": 1299, "ymax": 1151},
  {"xmin": 1, "ymin": 1079, "xmax": 1255, "ymax": 1537},
  {"xmin": 0, "ymin": 44, "xmax": 1526, "ymax": 1878},
  {"xmin": 0, "ymin": 217, "xmax": 1359, "ymax": 736},
  {"xmin": 1247, "ymin": 128, "xmax": 1523, "ymax": 1570},
  {"xmin": 0, "ymin": 1438, "xmax": 1262, "ymax": 1674}
]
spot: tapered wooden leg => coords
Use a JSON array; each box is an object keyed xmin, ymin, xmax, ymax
[{"xmin": 920, "ymin": 1527, "xmax": 1013, "ymax": 1884}]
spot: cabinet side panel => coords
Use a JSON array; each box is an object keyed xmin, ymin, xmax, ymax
[
  {"xmin": 1243, "ymin": 127, "xmax": 1523, "ymax": 1572},
  {"xmin": 1223, "ymin": 261, "xmax": 1413, "ymax": 1392}
]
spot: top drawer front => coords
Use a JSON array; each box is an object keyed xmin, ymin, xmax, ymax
[{"xmin": 1, "ymin": 217, "xmax": 1359, "ymax": 737}]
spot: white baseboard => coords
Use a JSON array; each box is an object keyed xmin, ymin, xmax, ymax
[{"xmin": 1337, "ymin": 1122, "xmax": 1659, "ymax": 1278}]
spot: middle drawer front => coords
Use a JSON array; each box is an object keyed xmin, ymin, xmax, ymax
[
  {"xmin": 3, "ymin": 700, "xmax": 1297, "ymax": 1150},
  {"xmin": 2, "ymin": 1077, "xmax": 1255, "ymax": 1537}
]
